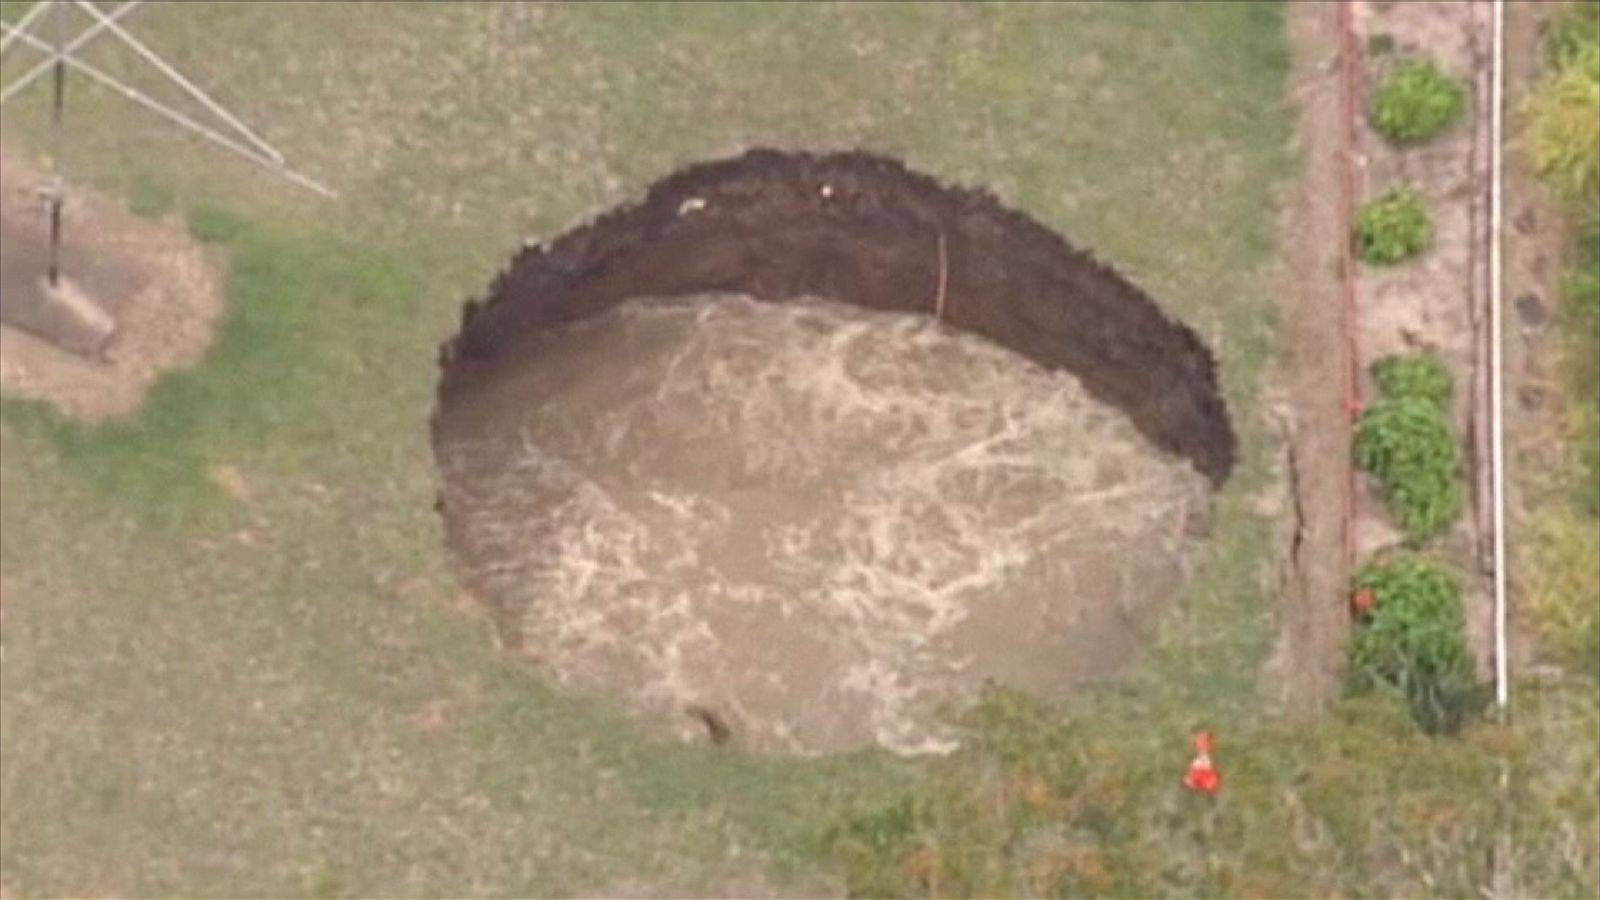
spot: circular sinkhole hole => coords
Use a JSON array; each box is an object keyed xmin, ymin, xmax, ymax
[{"xmin": 432, "ymin": 150, "xmax": 1235, "ymax": 755}]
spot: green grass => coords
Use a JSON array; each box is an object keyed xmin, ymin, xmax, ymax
[
  {"xmin": 126, "ymin": 170, "xmax": 177, "ymax": 220},
  {"xmin": 185, "ymin": 202, "xmax": 249, "ymax": 245},
  {"xmin": 2, "ymin": 2, "xmax": 1582, "ymax": 897},
  {"xmin": 828, "ymin": 681, "xmax": 1597, "ymax": 898},
  {"xmin": 1560, "ymin": 207, "xmax": 1600, "ymax": 517},
  {"xmin": 1521, "ymin": 0, "xmax": 1600, "ymax": 676}
]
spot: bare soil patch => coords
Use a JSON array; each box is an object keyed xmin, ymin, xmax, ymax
[
  {"xmin": 432, "ymin": 151, "xmax": 1231, "ymax": 754},
  {"xmin": 0, "ymin": 150, "xmax": 222, "ymax": 421},
  {"xmin": 1350, "ymin": 1, "xmax": 1495, "ymax": 672},
  {"xmin": 1262, "ymin": 0, "xmax": 1356, "ymax": 713}
]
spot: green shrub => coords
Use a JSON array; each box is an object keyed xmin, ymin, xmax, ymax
[
  {"xmin": 1372, "ymin": 353, "xmax": 1453, "ymax": 409},
  {"xmin": 1359, "ymin": 355, "xmax": 1464, "ymax": 543},
  {"xmin": 1355, "ymin": 396, "xmax": 1463, "ymax": 543},
  {"xmin": 1372, "ymin": 59, "xmax": 1469, "ymax": 145},
  {"xmin": 1355, "ymin": 187, "xmax": 1433, "ymax": 264},
  {"xmin": 1348, "ymin": 556, "xmax": 1486, "ymax": 734}
]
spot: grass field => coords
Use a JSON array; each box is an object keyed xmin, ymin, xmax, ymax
[
  {"xmin": 0, "ymin": 2, "xmax": 1593, "ymax": 897},
  {"xmin": 1519, "ymin": 0, "xmax": 1600, "ymax": 673}
]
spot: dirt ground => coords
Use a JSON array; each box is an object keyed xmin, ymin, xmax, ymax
[
  {"xmin": 1349, "ymin": 0, "xmax": 1497, "ymax": 672},
  {"xmin": 0, "ymin": 151, "xmax": 222, "ymax": 421},
  {"xmin": 1261, "ymin": 0, "xmax": 1355, "ymax": 714}
]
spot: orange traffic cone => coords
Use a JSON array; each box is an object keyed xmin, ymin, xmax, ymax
[{"xmin": 1183, "ymin": 731, "xmax": 1221, "ymax": 796}]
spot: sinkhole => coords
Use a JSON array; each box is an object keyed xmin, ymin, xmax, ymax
[{"xmin": 431, "ymin": 150, "xmax": 1234, "ymax": 755}]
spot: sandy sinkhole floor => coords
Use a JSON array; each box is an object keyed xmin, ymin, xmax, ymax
[{"xmin": 436, "ymin": 293, "xmax": 1212, "ymax": 755}]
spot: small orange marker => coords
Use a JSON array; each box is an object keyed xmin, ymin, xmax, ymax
[
  {"xmin": 1183, "ymin": 731, "xmax": 1221, "ymax": 796},
  {"xmin": 1352, "ymin": 587, "xmax": 1377, "ymax": 616}
]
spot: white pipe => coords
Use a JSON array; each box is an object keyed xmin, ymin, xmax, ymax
[
  {"xmin": 0, "ymin": 0, "xmax": 139, "ymax": 105},
  {"xmin": 1490, "ymin": 0, "xmax": 1509, "ymax": 712},
  {"xmin": 0, "ymin": 19, "xmax": 333, "ymax": 197},
  {"xmin": 0, "ymin": 0, "xmax": 51, "ymax": 55},
  {"xmin": 73, "ymin": 0, "xmax": 284, "ymax": 164}
]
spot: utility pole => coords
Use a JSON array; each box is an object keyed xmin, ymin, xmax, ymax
[{"xmin": 47, "ymin": 0, "xmax": 68, "ymax": 288}]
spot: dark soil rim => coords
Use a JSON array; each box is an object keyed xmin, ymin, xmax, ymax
[{"xmin": 434, "ymin": 148, "xmax": 1235, "ymax": 485}]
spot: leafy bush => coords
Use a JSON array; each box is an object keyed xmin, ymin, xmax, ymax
[
  {"xmin": 1372, "ymin": 59, "xmax": 1469, "ymax": 145},
  {"xmin": 1355, "ymin": 187, "xmax": 1433, "ymax": 264},
  {"xmin": 1372, "ymin": 353, "xmax": 1453, "ymax": 409},
  {"xmin": 1348, "ymin": 556, "xmax": 1486, "ymax": 734},
  {"xmin": 1357, "ymin": 353, "xmax": 1463, "ymax": 542},
  {"xmin": 1525, "ymin": 1, "xmax": 1600, "ymax": 200}
]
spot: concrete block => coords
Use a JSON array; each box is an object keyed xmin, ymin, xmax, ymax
[{"xmin": 0, "ymin": 275, "xmax": 117, "ymax": 358}]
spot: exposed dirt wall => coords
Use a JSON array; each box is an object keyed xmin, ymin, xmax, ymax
[{"xmin": 435, "ymin": 150, "xmax": 1235, "ymax": 484}]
